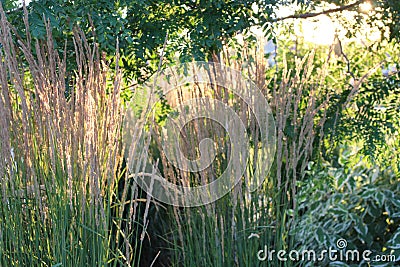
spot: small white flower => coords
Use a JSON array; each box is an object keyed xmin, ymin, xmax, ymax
[{"xmin": 248, "ymin": 233, "xmax": 260, "ymax": 239}]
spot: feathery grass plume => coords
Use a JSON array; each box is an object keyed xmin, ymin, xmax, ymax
[
  {"xmin": 149, "ymin": 36, "xmax": 333, "ymax": 266},
  {"xmin": 0, "ymin": 4, "xmax": 153, "ymax": 266}
]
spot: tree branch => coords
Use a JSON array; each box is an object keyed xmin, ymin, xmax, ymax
[{"xmin": 271, "ymin": 0, "xmax": 365, "ymax": 22}]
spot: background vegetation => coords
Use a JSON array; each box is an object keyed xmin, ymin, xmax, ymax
[{"xmin": 0, "ymin": 0, "xmax": 399, "ymax": 266}]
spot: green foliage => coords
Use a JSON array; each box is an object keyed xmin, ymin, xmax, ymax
[
  {"xmin": 292, "ymin": 146, "xmax": 400, "ymax": 266},
  {"xmin": 321, "ymin": 64, "xmax": 400, "ymax": 163},
  {"xmin": 347, "ymin": 72, "xmax": 400, "ymax": 158},
  {"xmin": 3, "ymin": 0, "xmax": 275, "ymax": 82},
  {"xmin": 1, "ymin": 1, "xmax": 399, "ymax": 266},
  {"xmin": 368, "ymin": 0, "xmax": 400, "ymax": 42},
  {"xmin": 5, "ymin": 0, "xmax": 400, "ymax": 83}
]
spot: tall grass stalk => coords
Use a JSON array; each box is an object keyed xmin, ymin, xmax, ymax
[
  {"xmin": 147, "ymin": 40, "xmax": 332, "ymax": 266},
  {"xmin": 0, "ymin": 6, "xmax": 151, "ymax": 266}
]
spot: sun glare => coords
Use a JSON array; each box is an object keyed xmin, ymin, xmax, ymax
[
  {"xmin": 292, "ymin": 2, "xmax": 380, "ymax": 46},
  {"xmin": 301, "ymin": 15, "xmax": 335, "ymax": 46}
]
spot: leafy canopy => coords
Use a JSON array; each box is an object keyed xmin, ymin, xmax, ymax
[{"xmin": 2, "ymin": 0, "xmax": 399, "ymax": 81}]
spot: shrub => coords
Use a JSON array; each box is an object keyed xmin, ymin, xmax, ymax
[{"xmin": 291, "ymin": 145, "xmax": 400, "ymax": 266}]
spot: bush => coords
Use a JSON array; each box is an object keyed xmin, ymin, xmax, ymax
[{"xmin": 291, "ymin": 145, "xmax": 400, "ymax": 266}]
